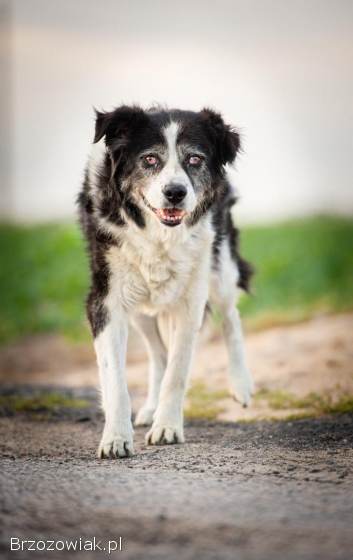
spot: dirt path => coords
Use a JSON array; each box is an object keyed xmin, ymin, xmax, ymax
[
  {"xmin": 0, "ymin": 314, "xmax": 353, "ymax": 558},
  {"xmin": 1, "ymin": 313, "xmax": 352, "ymax": 420},
  {"xmin": 1, "ymin": 412, "xmax": 353, "ymax": 559}
]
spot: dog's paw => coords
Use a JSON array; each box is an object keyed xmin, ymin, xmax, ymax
[
  {"xmin": 134, "ymin": 405, "xmax": 155, "ymax": 427},
  {"xmin": 145, "ymin": 423, "xmax": 184, "ymax": 445},
  {"xmin": 98, "ymin": 430, "xmax": 134, "ymax": 459},
  {"xmin": 230, "ymin": 369, "xmax": 254, "ymax": 408}
]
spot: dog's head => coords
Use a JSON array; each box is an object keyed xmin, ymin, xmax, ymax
[{"xmin": 93, "ymin": 105, "xmax": 240, "ymax": 228}]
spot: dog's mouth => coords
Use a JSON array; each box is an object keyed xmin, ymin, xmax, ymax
[
  {"xmin": 142, "ymin": 196, "xmax": 187, "ymax": 227},
  {"xmin": 154, "ymin": 207, "xmax": 187, "ymax": 226}
]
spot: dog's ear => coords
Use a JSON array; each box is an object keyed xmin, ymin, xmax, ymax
[
  {"xmin": 93, "ymin": 105, "xmax": 147, "ymax": 144},
  {"xmin": 200, "ymin": 108, "xmax": 240, "ymax": 165}
]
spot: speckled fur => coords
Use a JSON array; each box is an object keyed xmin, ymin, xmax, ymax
[{"xmin": 77, "ymin": 105, "xmax": 254, "ymax": 458}]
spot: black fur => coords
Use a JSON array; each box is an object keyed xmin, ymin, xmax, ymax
[
  {"xmin": 211, "ymin": 183, "xmax": 254, "ymax": 292},
  {"xmin": 78, "ymin": 174, "xmax": 115, "ymax": 337},
  {"xmin": 78, "ymin": 105, "xmax": 253, "ymax": 337}
]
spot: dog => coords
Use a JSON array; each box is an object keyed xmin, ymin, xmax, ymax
[{"xmin": 78, "ymin": 105, "xmax": 254, "ymax": 458}]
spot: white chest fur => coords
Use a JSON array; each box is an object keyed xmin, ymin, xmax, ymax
[{"xmin": 105, "ymin": 215, "xmax": 214, "ymax": 314}]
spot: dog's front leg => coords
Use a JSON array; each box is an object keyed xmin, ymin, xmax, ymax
[
  {"xmin": 145, "ymin": 246, "xmax": 211, "ymax": 446},
  {"xmin": 146, "ymin": 307, "xmax": 198, "ymax": 445},
  {"xmin": 94, "ymin": 311, "xmax": 133, "ymax": 458}
]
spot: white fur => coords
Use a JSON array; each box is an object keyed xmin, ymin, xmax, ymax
[
  {"xmin": 145, "ymin": 240, "xmax": 212, "ymax": 445},
  {"xmin": 209, "ymin": 240, "xmax": 254, "ymax": 405},
  {"xmin": 88, "ymin": 138, "xmax": 106, "ymax": 186},
  {"xmin": 132, "ymin": 314, "xmax": 167, "ymax": 426},
  {"xmin": 144, "ymin": 122, "xmax": 197, "ymax": 213},
  {"xmin": 95, "ymin": 310, "xmax": 134, "ymax": 458},
  {"xmin": 95, "ymin": 202, "xmax": 214, "ymax": 455},
  {"xmin": 90, "ymin": 122, "xmax": 253, "ymax": 457}
]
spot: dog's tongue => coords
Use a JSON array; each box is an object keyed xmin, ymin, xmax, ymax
[
  {"xmin": 161, "ymin": 208, "xmax": 183, "ymax": 218},
  {"xmin": 156, "ymin": 208, "xmax": 185, "ymax": 223}
]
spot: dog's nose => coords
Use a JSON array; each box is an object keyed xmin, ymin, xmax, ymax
[{"xmin": 163, "ymin": 183, "xmax": 187, "ymax": 205}]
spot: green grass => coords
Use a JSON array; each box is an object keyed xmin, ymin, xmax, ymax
[
  {"xmin": 238, "ymin": 216, "xmax": 353, "ymax": 328},
  {"xmin": 185, "ymin": 381, "xmax": 229, "ymax": 420},
  {"xmin": 255, "ymin": 388, "xmax": 353, "ymax": 417},
  {"xmin": 0, "ymin": 222, "xmax": 89, "ymax": 344},
  {"xmin": 0, "ymin": 393, "xmax": 89, "ymax": 417},
  {"xmin": 0, "ymin": 215, "xmax": 352, "ymax": 345}
]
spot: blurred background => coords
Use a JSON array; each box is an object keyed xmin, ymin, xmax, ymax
[
  {"xmin": 1, "ymin": 0, "xmax": 353, "ymax": 222},
  {"xmin": 0, "ymin": 0, "xmax": 352, "ymax": 420}
]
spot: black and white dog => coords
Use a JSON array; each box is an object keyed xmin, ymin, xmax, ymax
[{"xmin": 78, "ymin": 105, "xmax": 254, "ymax": 458}]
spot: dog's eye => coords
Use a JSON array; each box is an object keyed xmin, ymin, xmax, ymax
[
  {"xmin": 144, "ymin": 155, "xmax": 159, "ymax": 167},
  {"xmin": 187, "ymin": 155, "xmax": 202, "ymax": 167}
]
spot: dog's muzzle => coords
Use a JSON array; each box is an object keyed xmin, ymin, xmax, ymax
[{"xmin": 142, "ymin": 194, "xmax": 187, "ymax": 227}]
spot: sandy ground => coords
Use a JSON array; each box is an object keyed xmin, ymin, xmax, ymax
[
  {"xmin": 1, "ymin": 312, "xmax": 352, "ymax": 420},
  {"xmin": 0, "ymin": 313, "xmax": 353, "ymax": 559}
]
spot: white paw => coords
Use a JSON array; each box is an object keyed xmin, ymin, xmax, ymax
[
  {"xmin": 98, "ymin": 428, "xmax": 134, "ymax": 459},
  {"xmin": 230, "ymin": 368, "xmax": 254, "ymax": 408},
  {"xmin": 134, "ymin": 405, "xmax": 155, "ymax": 427},
  {"xmin": 146, "ymin": 422, "xmax": 184, "ymax": 445}
]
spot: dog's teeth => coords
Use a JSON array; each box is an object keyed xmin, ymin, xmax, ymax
[{"xmin": 157, "ymin": 208, "xmax": 185, "ymax": 224}]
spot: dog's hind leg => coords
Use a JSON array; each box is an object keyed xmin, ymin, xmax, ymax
[
  {"xmin": 131, "ymin": 314, "xmax": 167, "ymax": 426},
  {"xmin": 210, "ymin": 243, "xmax": 254, "ymax": 407},
  {"xmin": 220, "ymin": 301, "xmax": 254, "ymax": 406}
]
